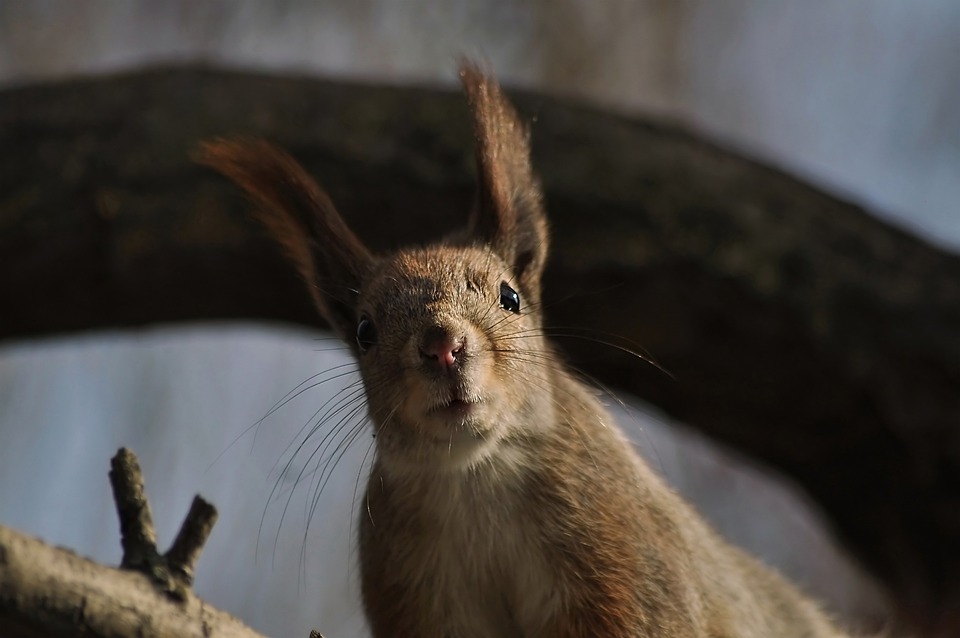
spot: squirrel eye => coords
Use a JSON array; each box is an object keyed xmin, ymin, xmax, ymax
[
  {"xmin": 356, "ymin": 316, "xmax": 377, "ymax": 353},
  {"xmin": 499, "ymin": 281, "xmax": 521, "ymax": 314}
]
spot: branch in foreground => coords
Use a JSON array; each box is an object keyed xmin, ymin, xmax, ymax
[
  {"xmin": 0, "ymin": 448, "xmax": 294, "ymax": 638},
  {"xmin": 109, "ymin": 447, "xmax": 217, "ymax": 598},
  {"xmin": 0, "ymin": 524, "xmax": 265, "ymax": 638}
]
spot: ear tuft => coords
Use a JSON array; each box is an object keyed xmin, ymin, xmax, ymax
[
  {"xmin": 196, "ymin": 138, "xmax": 373, "ymax": 343},
  {"xmin": 460, "ymin": 62, "xmax": 549, "ymax": 299}
]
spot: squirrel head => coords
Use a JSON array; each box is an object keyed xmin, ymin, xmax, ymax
[{"xmin": 199, "ymin": 64, "xmax": 553, "ymax": 474}]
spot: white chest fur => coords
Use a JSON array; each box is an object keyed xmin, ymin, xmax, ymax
[{"xmin": 377, "ymin": 459, "xmax": 561, "ymax": 638}]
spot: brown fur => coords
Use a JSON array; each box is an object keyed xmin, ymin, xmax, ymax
[{"xmin": 199, "ymin": 63, "xmax": 852, "ymax": 637}]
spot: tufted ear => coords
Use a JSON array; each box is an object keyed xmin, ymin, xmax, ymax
[
  {"xmin": 197, "ymin": 138, "xmax": 373, "ymax": 345},
  {"xmin": 460, "ymin": 63, "xmax": 549, "ymax": 303}
]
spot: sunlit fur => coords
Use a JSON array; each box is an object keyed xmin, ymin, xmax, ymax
[
  {"xmin": 200, "ymin": 63, "xmax": 853, "ymax": 637},
  {"xmin": 358, "ymin": 245, "xmax": 554, "ymax": 476}
]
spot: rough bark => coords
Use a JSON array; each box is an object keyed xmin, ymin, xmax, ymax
[
  {"xmin": 1, "ymin": 67, "xmax": 959, "ymax": 634},
  {"xmin": 0, "ymin": 448, "xmax": 267, "ymax": 638},
  {"xmin": 0, "ymin": 525, "xmax": 268, "ymax": 638}
]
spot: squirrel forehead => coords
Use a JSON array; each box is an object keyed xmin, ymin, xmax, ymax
[{"xmin": 363, "ymin": 246, "xmax": 510, "ymax": 308}]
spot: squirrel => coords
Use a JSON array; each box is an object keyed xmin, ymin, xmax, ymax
[{"xmin": 199, "ymin": 63, "xmax": 852, "ymax": 638}]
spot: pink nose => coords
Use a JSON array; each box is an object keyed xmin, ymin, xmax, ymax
[{"xmin": 420, "ymin": 329, "xmax": 465, "ymax": 370}]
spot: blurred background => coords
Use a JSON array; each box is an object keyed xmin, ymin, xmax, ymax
[{"xmin": 1, "ymin": 1, "xmax": 957, "ymax": 635}]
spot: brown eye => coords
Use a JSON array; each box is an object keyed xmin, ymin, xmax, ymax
[
  {"xmin": 499, "ymin": 282, "xmax": 520, "ymax": 314},
  {"xmin": 356, "ymin": 316, "xmax": 377, "ymax": 353}
]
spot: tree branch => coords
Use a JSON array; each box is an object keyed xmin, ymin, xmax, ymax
[
  {"xmin": 108, "ymin": 447, "xmax": 218, "ymax": 598},
  {"xmin": 0, "ymin": 448, "xmax": 267, "ymax": 638},
  {"xmin": 165, "ymin": 496, "xmax": 218, "ymax": 587}
]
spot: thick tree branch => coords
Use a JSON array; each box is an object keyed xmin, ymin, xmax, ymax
[
  {"xmin": 0, "ymin": 448, "xmax": 265, "ymax": 638},
  {"xmin": 1, "ymin": 67, "xmax": 958, "ymax": 632},
  {"xmin": 0, "ymin": 524, "xmax": 265, "ymax": 638}
]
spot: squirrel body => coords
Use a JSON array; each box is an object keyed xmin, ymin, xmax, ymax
[{"xmin": 201, "ymin": 64, "xmax": 851, "ymax": 638}]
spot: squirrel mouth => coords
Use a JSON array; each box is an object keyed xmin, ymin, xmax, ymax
[{"xmin": 428, "ymin": 396, "xmax": 481, "ymax": 418}]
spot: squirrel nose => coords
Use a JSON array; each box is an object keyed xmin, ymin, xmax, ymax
[{"xmin": 419, "ymin": 327, "xmax": 465, "ymax": 370}]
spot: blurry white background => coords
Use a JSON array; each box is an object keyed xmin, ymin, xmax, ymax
[{"xmin": 3, "ymin": 1, "xmax": 957, "ymax": 635}]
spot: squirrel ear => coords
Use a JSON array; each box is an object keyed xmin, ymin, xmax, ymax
[
  {"xmin": 197, "ymin": 138, "xmax": 373, "ymax": 343},
  {"xmin": 460, "ymin": 63, "xmax": 549, "ymax": 298}
]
